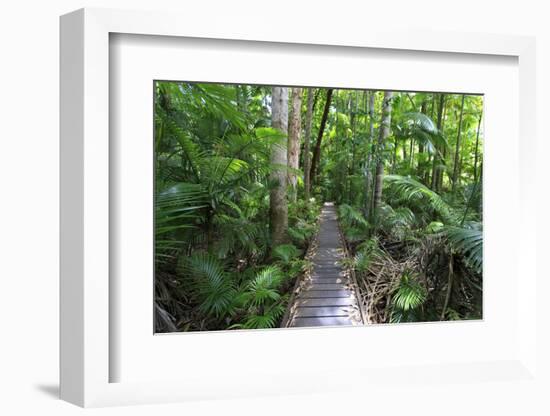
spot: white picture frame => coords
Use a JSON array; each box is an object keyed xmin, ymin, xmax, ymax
[{"xmin": 60, "ymin": 7, "xmax": 538, "ymax": 408}]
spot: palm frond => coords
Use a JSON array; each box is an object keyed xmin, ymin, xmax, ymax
[
  {"xmin": 181, "ymin": 253, "xmax": 236, "ymax": 318},
  {"xmin": 445, "ymin": 225, "xmax": 483, "ymax": 274},
  {"xmin": 272, "ymin": 244, "xmax": 302, "ymax": 265},
  {"xmin": 390, "ymin": 273, "xmax": 427, "ymax": 323},
  {"xmin": 384, "ymin": 175, "xmax": 458, "ymax": 224},
  {"xmin": 338, "ymin": 203, "xmax": 370, "ymax": 229}
]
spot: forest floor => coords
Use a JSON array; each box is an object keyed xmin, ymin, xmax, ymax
[{"xmin": 283, "ymin": 203, "xmax": 363, "ymax": 327}]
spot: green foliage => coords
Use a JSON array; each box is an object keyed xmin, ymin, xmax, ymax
[
  {"xmin": 338, "ymin": 203, "xmax": 370, "ymax": 243},
  {"xmin": 445, "ymin": 224, "xmax": 483, "ymax": 274},
  {"xmin": 231, "ymin": 266, "xmax": 289, "ymax": 329},
  {"xmin": 384, "ymin": 175, "xmax": 457, "ymax": 223},
  {"xmin": 378, "ymin": 204, "xmax": 417, "ymax": 239},
  {"xmin": 181, "ymin": 253, "xmax": 237, "ymax": 318},
  {"xmin": 154, "ymin": 84, "xmax": 484, "ymax": 330},
  {"xmin": 390, "ymin": 272, "xmax": 427, "ymax": 323},
  {"xmin": 339, "ymin": 203, "xmax": 370, "ymax": 229},
  {"xmin": 272, "ymin": 244, "xmax": 302, "ymax": 265},
  {"xmin": 352, "ymin": 238, "xmax": 382, "ymax": 272}
]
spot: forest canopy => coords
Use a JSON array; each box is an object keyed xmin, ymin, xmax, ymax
[{"xmin": 154, "ymin": 81, "xmax": 483, "ymax": 332}]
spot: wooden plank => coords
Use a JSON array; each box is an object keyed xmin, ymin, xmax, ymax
[
  {"xmin": 284, "ymin": 204, "xmax": 363, "ymax": 328},
  {"xmin": 306, "ymin": 283, "xmax": 347, "ymax": 290},
  {"xmin": 310, "ymin": 277, "xmax": 348, "ymax": 284},
  {"xmin": 299, "ymin": 289, "xmax": 352, "ymax": 298},
  {"xmin": 313, "ymin": 265, "xmax": 342, "ymax": 271},
  {"xmin": 310, "ymin": 271, "xmax": 345, "ymax": 278},
  {"xmin": 290, "ymin": 316, "xmax": 353, "ymax": 327},
  {"xmin": 296, "ymin": 297, "xmax": 354, "ymax": 307},
  {"xmin": 309, "ymin": 278, "xmax": 348, "ymax": 283},
  {"xmin": 294, "ymin": 306, "xmax": 351, "ymax": 318}
]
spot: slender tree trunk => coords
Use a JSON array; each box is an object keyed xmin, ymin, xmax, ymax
[
  {"xmin": 473, "ymin": 109, "xmax": 483, "ymax": 182},
  {"xmin": 440, "ymin": 254, "xmax": 454, "ymax": 320},
  {"xmin": 303, "ymin": 88, "xmax": 315, "ymax": 201},
  {"xmin": 418, "ymin": 100, "xmax": 428, "ymax": 178},
  {"xmin": 431, "ymin": 94, "xmax": 445, "ymax": 190},
  {"xmin": 392, "ymin": 136, "xmax": 398, "ymax": 173},
  {"xmin": 364, "ymin": 91, "xmax": 375, "ymax": 217},
  {"xmin": 235, "ymin": 85, "xmax": 248, "ymax": 113},
  {"xmin": 347, "ymin": 92, "xmax": 358, "ymax": 202},
  {"xmin": 409, "ymin": 139, "xmax": 414, "ymax": 169},
  {"xmin": 371, "ymin": 91, "xmax": 393, "ymax": 230},
  {"xmin": 438, "ymin": 100, "xmax": 449, "ymax": 191},
  {"xmin": 287, "ymin": 87, "xmax": 303, "ymax": 202},
  {"xmin": 452, "ymin": 95, "xmax": 466, "ymax": 192},
  {"xmin": 310, "ymin": 89, "xmax": 333, "ymax": 185},
  {"xmin": 269, "ymin": 87, "xmax": 289, "ymax": 247}
]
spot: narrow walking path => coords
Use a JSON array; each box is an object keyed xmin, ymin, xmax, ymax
[{"xmin": 283, "ymin": 203, "xmax": 363, "ymax": 328}]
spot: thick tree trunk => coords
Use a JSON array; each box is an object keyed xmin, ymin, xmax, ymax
[
  {"xmin": 269, "ymin": 87, "xmax": 289, "ymax": 247},
  {"xmin": 303, "ymin": 88, "xmax": 315, "ymax": 201},
  {"xmin": 371, "ymin": 91, "xmax": 393, "ymax": 229},
  {"xmin": 310, "ymin": 89, "xmax": 333, "ymax": 185},
  {"xmin": 452, "ymin": 95, "xmax": 466, "ymax": 192},
  {"xmin": 287, "ymin": 87, "xmax": 303, "ymax": 202}
]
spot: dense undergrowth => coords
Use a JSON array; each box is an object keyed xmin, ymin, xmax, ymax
[
  {"xmin": 154, "ymin": 82, "xmax": 321, "ymax": 331},
  {"xmin": 338, "ymin": 171, "xmax": 483, "ymax": 323},
  {"xmin": 155, "ymin": 82, "xmax": 484, "ymax": 330}
]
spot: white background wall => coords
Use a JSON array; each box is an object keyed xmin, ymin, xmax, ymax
[{"xmin": 0, "ymin": 1, "xmax": 548, "ymax": 415}]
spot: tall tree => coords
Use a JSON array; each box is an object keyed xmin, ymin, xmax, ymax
[
  {"xmin": 365, "ymin": 90, "xmax": 375, "ymax": 216},
  {"xmin": 371, "ymin": 91, "xmax": 394, "ymax": 228},
  {"xmin": 269, "ymin": 87, "xmax": 289, "ymax": 247},
  {"xmin": 310, "ymin": 88, "xmax": 333, "ymax": 184},
  {"xmin": 473, "ymin": 109, "xmax": 483, "ymax": 182},
  {"xmin": 431, "ymin": 94, "xmax": 445, "ymax": 191},
  {"xmin": 303, "ymin": 88, "xmax": 315, "ymax": 201},
  {"xmin": 287, "ymin": 87, "xmax": 303, "ymax": 202},
  {"xmin": 347, "ymin": 92, "xmax": 358, "ymax": 202},
  {"xmin": 451, "ymin": 95, "xmax": 466, "ymax": 192},
  {"xmin": 437, "ymin": 99, "xmax": 449, "ymax": 191}
]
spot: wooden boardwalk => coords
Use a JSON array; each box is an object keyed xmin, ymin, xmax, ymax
[{"xmin": 283, "ymin": 203, "xmax": 363, "ymax": 328}]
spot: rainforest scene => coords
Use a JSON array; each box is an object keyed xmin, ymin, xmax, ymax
[{"xmin": 154, "ymin": 81, "xmax": 483, "ymax": 332}]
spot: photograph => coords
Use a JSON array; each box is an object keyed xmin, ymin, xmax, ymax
[{"xmin": 154, "ymin": 82, "xmax": 484, "ymax": 332}]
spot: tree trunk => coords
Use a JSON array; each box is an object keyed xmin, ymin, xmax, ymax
[
  {"xmin": 364, "ymin": 91, "xmax": 375, "ymax": 217},
  {"xmin": 438, "ymin": 100, "xmax": 449, "ymax": 191},
  {"xmin": 371, "ymin": 91, "xmax": 393, "ymax": 229},
  {"xmin": 431, "ymin": 94, "xmax": 445, "ymax": 190},
  {"xmin": 310, "ymin": 89, "xmax": 333, "ymax": 185},
  {"xmin": 287, "ymin": 87, "xmax": 303, "ymax": 202},
  {"xmin": 347, "ymin": 92, "xmax": 358, "ymax": 202},
  {"xmin": 418, "ymin": 100, "xmax": 428, "ymax": 178},
  {"xmin": 473, "ymin": 109, "xmax": 483, "ymax": 182},
  {"xmin": 269, "ymin": 87, "xmax": 289, "ymax": 247},
  {"xmin": 440, "ymin": 254, "xmax": 454, "ymax": 320},
  {"xmin": 452, "ymin": 95, "xmax": 466, "ymax": 192},
  {"xmin": 303, "ymin": 88, "xmax": 315, "ymax": 201}
]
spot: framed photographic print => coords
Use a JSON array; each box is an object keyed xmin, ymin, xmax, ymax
[{"xmin": 60, "ymin": 7, "xmax": 538, "ymax": 408}]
